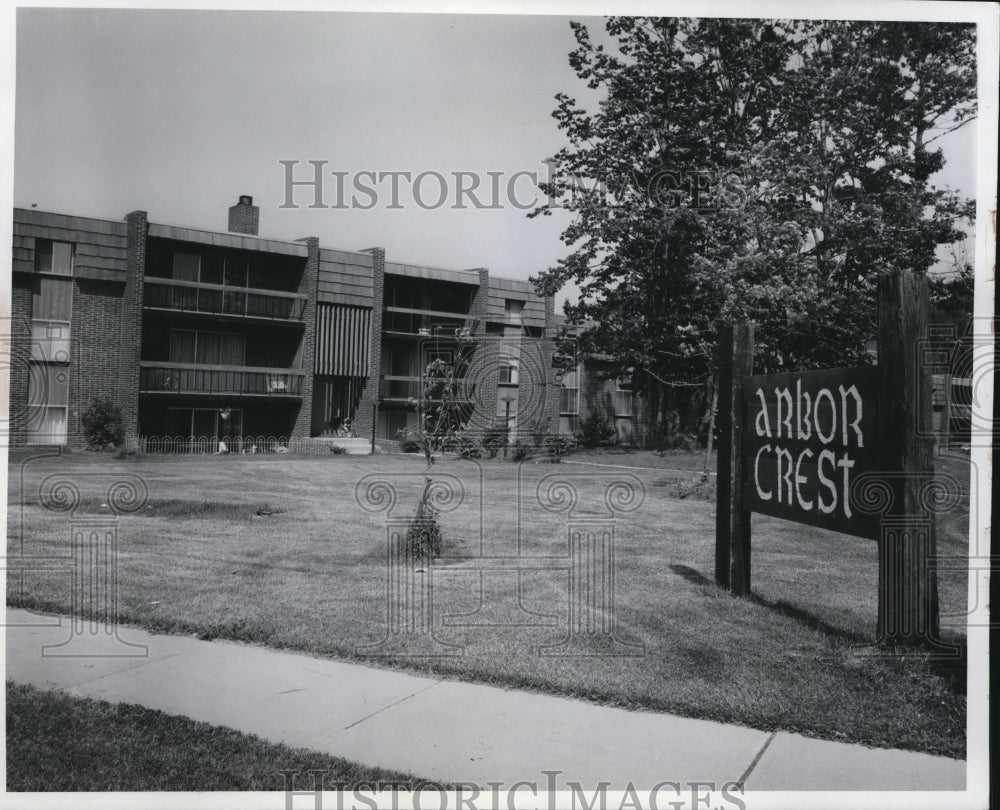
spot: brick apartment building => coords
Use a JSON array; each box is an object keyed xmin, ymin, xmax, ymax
[{"xmin": 8, "ymin": 197, "xmax": 582, "ymax": 450}]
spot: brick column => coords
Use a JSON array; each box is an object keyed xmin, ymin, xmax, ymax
[
  {"xmin": 541, "ymin": 295, "xmax": 561, "ymax": 433},
  {"xmin": 7, "ymin": 283, "xmax": 34, "ymax": 448},
  {"xmin": 118, "ymin": 211, "xmax": 147, "ymax": 443},
  {"xmin": 471, "ymin": 269, "xmax": 500, "ymax": 436},
  {"xmin": 355, "ymin": 248, "xmax": 385, "ymax": 442},
  {"xmin": 291, "ymin": 237, "xmax": 319, "ymax": 439}
]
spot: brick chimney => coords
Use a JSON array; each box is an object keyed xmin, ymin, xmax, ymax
[{"xmin": 228, "ymin": 195, "xmax": 259, "ymax": 235}]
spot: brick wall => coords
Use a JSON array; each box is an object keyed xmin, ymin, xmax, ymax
[
  {"xmin": 69, "ymin": 279, "xmax": 126, "ymax": 449},
  {"xmin": 355, "ymin": 247, "xmax": 385, "ymax": 440},
  {"xmin": 291, "ymin": 237, "xmax": 319, "ymax": 438}
]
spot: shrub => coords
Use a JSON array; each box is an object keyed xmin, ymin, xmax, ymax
[
  {"xmin": 575, "ymin": 413, "xmax": 616, "ymax": 448},
  {"xmin": 655, "ymin": 432, "xmax": 698, "ymax": 453},
  {"xmin": 544, "ymin": 435, "xmax": 569, "ymax": 462},
  {"xmin": 82, "ymin": 397, "xmax": 124, "ymax": 449},
  {"xmin": 455, "ymin": 436, "xmax": 482, "ymax": 459},
  {"xmin": 510, "ymin": 440, "xmax": 533, "ymax": 462},
  {"xmin": 396, "ymin": 429, "xmax": 422, "ymax": 454},
  {"xmin": 329, "ymin": 444, "xmax": 347, "ymax": 455},
  {"xmin": 406, "ymin": 482, "xmax": 443, "ymax": 559},
  {"xmin": 481, "ymin": 424, "xmax": 509, "ymax": 459}
]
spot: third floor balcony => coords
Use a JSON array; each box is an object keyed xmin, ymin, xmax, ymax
[{"xmin": 143, "ymin": 278, "xmax": 307, "ymax": 322}]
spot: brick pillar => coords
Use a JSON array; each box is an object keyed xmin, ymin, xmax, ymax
[
  {"xmin": 7, "ymin": 282, "xmax": 34, "ymax": 448},
  {"xmin": 355, "ymin": 248, "xmax": 385, "ymax": 443},
  {"xmin": 291, "ymin": 237, "xmax": 319, "ymax": 439},
  {"xmin": 541, "ymin": 295, "xmax": 561, "ymax": 433},
  {"xmin": 118, "ymin": 211, "xmax": 147, "ymax": 442},
  {"xmin": 470, "ymin": 269, "xmax": 499, "ymax": 436}
]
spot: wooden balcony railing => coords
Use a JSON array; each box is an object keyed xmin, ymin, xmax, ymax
[
  {"xmin": 143, "ymin": 279, "xmax": 307, "ymax": 321},
  {"xmin": 139, "ymin": 362, "xmax": 304, "ymax": 397}
]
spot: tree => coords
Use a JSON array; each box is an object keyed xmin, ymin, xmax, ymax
[
  {"xmin": 532, "ymin": 18, "xmax": 977, "ymax": 445},
  {"xmin": 402, "ymin": 339, "xmax": 477, "ymax": 559}
]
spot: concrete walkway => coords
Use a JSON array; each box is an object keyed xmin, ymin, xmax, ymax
[{"xmin": 4, "ymin": 608, "xmax": 965, "ymax": 792}]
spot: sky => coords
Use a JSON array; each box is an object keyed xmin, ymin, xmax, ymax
[{"xmin": 11, "ymin": 7, "xmax": 981, "ymax": 308}]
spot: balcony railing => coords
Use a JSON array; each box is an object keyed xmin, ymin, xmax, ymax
[
  {"xmin": 143, "ymin": 279, "xmax": 307, "ymax": 321},
  {"xmin": 140, "ymin": 362, "xmax": 304, "ymax": 397},
  {"xmin": 382, "ymin": 311, "xmax": 479, "ymax": 338},
  {"xmin": 380, "ymin": 375, "xmax": 476, "ymax": 402}
]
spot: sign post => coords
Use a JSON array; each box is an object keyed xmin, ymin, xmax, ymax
[
  {"xmin": 715, "ymin": 269, "xmax": 944, "ymax": 647},
  {"xmin": 875, "ymin": 270, "xmax": 940, "ymax": 645}
]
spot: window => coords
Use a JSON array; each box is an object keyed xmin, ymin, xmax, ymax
[
  {"xmin": 498, "ymin": 358, "xmax": 519, "ymax": 385},
  {"xmin": 172, "ymin": 252, "xmax": 249, "ymax": 287},
  {"xmin": 170, "ymin": 330, "xmax": 246, "ymax": 366},
  {"xmin": 560, "ymin": 368, "xmax": 579, "ymax": 414},
  {"xmin": 613, "ymin": 377, "xmax": 633, "ymax": 418},
  {"xmin": 31, "ymin": 276, "xmax": 73, "ymax": 362},
  {"xmin": 504, "ymin": 299, "xmax": 524, "ymax": 324},
  {"xmin": 172, "ymin": 253, "xmax": 200, "ymax": 282},
  {"xmin": 27, "ymin": 259, "xmax": 73, "ymax": 445},
  {"xmin": 26, "ymin": 363, "xmax": 69, "ymax": 445},
  {"xmin": 36, "ymin": 240, "xmax": 74, "ymax": 275}
]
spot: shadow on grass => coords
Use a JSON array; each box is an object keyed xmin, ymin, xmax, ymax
[{"xmin": 667, "ymin": 564, "xmax": 968, "ymax": 691}]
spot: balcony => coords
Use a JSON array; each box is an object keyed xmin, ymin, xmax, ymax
[
  {"xmin": 382, "ymin": 309, "xmax": 479, "ymax": 339},
  {"xmin": 143, "ymin": 278, "xmax": 307, "ymax": 322},
  {"xmin": 380, "ymin": 375, "xmax": 476, "ymax": 402},
  {"xmin": 139, "ymin": 362, "xmax": 304, "ymax": 397}
]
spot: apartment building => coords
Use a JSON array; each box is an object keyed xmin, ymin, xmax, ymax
[{"xmin": 8, "ymin": 198, "xmax": 562, "ymax": 450}]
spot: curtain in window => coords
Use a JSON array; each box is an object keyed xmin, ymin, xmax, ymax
[
  {"xmin": 172, "ymin": 253, "xmax": 200, "ymax": 282},
  {"xmin": 220, "ymin": 333, "xmax": 245, "ymax": 366},
  {"xmin": 170, "ymin": 331, "xmax": 197, "ymax": 363},
  {"xmin": 32, "ymin": 277, "xmax": 72, "ymax": 321},
  {"xmin": 196, "ymin": 332, "xmax": 221, "ymax": 365},
  {"xmin": 37, "ymin": 241, "xmax": 74, "ymax": 275}
]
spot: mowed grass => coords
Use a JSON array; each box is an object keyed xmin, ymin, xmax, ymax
[
  {"xmin": 6, "ymin": 447, "xmax": 972, "ymax": 758},
  {"xmin": 6, "ymin": 681, "xmax": 428, "ymax": 791}
]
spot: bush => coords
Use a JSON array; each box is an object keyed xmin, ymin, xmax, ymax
[
  {"xmin": 82, "ymin": 397, "xmax": 124, "ymax": 449},
  {"xmin": 406, "ymin": 483, "xmax": 443, "ymax": 559},
  {"xmin": 396, "ymin": 429, "xmax": 422, "ymax": 454},
  {"xmin": 544, "ymin": 435, "xmax": 569, "ymax": 462},
  {"xmin": 329, "ymin": 444, "xmax": 347, "ymax": 455},
  {"xmin": 575, "ymin": 414, "xmax": 616, "ymax": 448},
  {"xmin": 655, "ymin": 432, "xmax": 698, "ymax": 453},
  {"xmin": 455, "ymin": 436, "xmax": 482, "ymax": 459},
  {"xmin": 510, "ymin": 440, "xmax": 533, "ymax": 462},
  {"xmin": 481, "ymin": 424, "xmax": 509, "ymax": 459}
]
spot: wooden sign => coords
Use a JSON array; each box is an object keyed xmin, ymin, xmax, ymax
[
  {"xmin": 741, "ymin": 366, "xmax": 886, "ymax": 539},
  {"xmin": 715, "ymin": 270, "xmax": 944, "ymax": 648}
]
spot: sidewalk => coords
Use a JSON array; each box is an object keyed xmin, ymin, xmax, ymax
[{"xmin": 4, "ymin": 608, "xmax": 965, "ymax": 791}]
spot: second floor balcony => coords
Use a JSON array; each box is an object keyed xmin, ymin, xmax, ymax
[
  {"xmin": 143, "ymin": 278, "xmax": 307, "ymax": 322},
  {"xmin": 380, "ymin": 375, "xmax": 476, "ymax": 403},
  {"xmin": 139, "ymin": 362, "xmax": 304, "ymax": 397}
]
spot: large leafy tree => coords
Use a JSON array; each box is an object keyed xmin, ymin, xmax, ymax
[{"xmin": 533, "ymin": 18, "xmax": 976, "ymax": 442}]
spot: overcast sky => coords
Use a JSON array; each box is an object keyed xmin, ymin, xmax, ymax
[{"xmin": 13, "ymin": 8, "xmax": 980, "ymax": 306}]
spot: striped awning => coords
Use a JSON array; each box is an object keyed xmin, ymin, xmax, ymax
[{"xmin": 315, "ymin": 304, "xmax": 371, "ymax": 376}]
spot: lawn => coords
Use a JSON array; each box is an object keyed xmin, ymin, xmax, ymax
[
  {"xmin": 6, "ymin": 446, "xmax": 972, "ymax": 758},
  {"xmin": 6, "ymin": 681, "xmax": 428, "ymax": 791}
]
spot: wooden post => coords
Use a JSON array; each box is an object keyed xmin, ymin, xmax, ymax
[
  {"xmin": 716, "ymin": 323, "xmax": 754, "ymax": 594},
  {"xmin": 715, "ymin": 324, "xmax": 733, "ymax": 589},
  {"xmin": 876, "ymin": 270, "xmax": 939, "ymax": 645},
  {"xmin": 703, "ymin": 383, "xmax": 717, "ymax": 477},
  {"xmin": 941, "ymin": 372, "xmax": 951, "ymax": 454}
]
